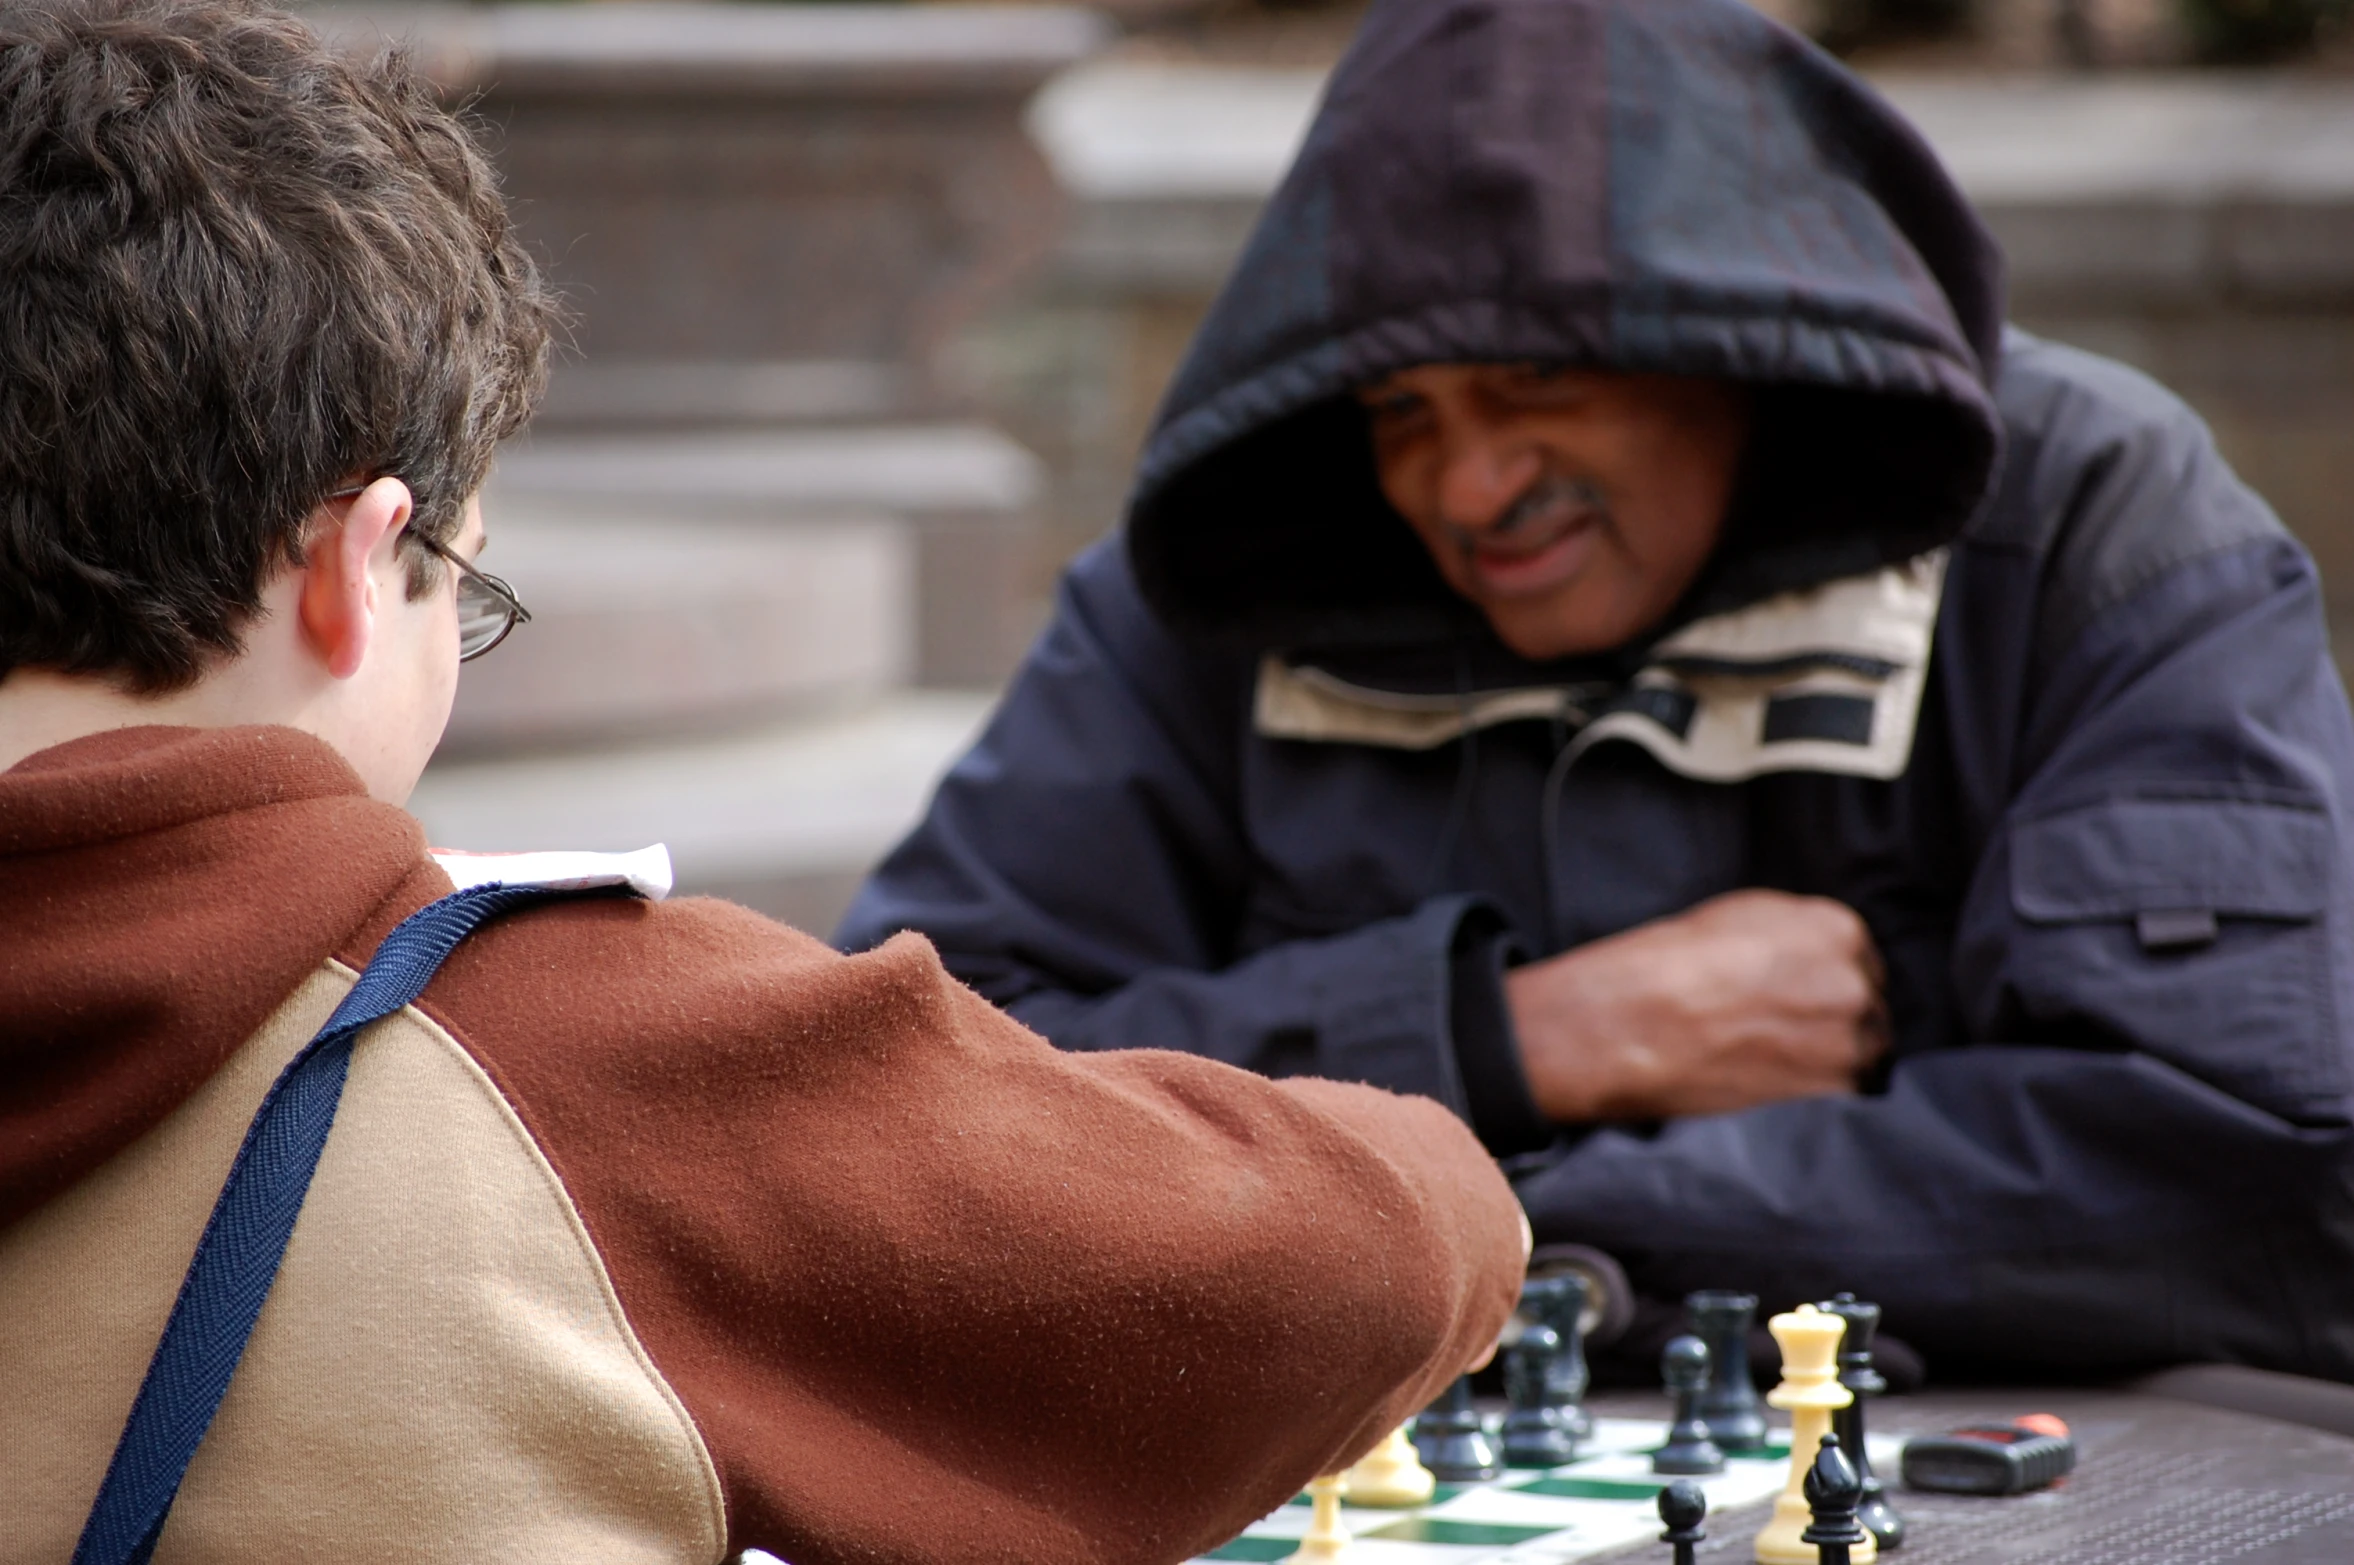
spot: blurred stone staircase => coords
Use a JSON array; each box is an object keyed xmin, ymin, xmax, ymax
[{"xmin": 311, "ymin": 2, "xmax": 1108, "ymax": 932}]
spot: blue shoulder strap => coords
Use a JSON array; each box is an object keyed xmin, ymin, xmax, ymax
[{"xmin": 72, "ymin": 882, "xmax": 580, "ymax": 1565}]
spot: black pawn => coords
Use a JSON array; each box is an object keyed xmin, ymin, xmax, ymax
[
  {"xmin": 1657, "ymin": 1478, "xmax": 1708, "ymax": 1565},
  {"xmin": 1821, "ymin": 1293, "xmax": 1905, "ymax": 1551},
  {"xmin": 1522, "ymin": 1272, "xmax": 1595, "ymax": 1439},
  {"xmin": 1412, "ymin": 1374, "xmax": 1502, "ymax": 1483},
  {"xmin": 1502, "ymin": 1322, "xmax": 1580, "ymax": 1467},
  {"xmin": 1686, "ymin": 1290, "xmax": 1769, "ymax": 1452},
  {"xmin": 1653, "ymin": 1335, "xmax": 1727, "ymax": 1475},
  {"xmin": 1801, "ymin": 1432, "xmax": 1870, "ymax": 1565}
]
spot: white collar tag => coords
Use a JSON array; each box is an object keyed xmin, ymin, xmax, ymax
[{"xmin": 429, "ymin": 843, "xmax": 674, "ymax": 901}]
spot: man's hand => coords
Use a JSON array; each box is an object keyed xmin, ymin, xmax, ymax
[{"xmin": 1505, "ymin": 889, "xmax": 1888, "ymax": 1122}]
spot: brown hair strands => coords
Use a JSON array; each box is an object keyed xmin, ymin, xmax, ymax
[{"xmin": 0, "ymin": 0, "xmax": 561, "ymax": 691}]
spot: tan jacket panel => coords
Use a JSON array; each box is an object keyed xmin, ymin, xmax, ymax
[{"xmin": 0, "ymin": 963, "xmax": 726, "ymax": 1564}]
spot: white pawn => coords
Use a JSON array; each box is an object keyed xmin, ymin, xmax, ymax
[
  {"xmin": 1286, "ymin": 1473, "xmax": 1354, "ymax": 1562},
  {"xmin": 1342, "ymin": 1424, "xmax": 1436, "ymax": 1508}
]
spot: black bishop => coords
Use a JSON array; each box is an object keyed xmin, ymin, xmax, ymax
[{"xmin": 1801, "ymin": 1432, "xmax": 1871, "ymax": 1565}]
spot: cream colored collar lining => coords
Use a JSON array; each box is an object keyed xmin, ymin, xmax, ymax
[{"xmin": 1252, "ymin": 551, "xmax": 1947, "ymax": 783}]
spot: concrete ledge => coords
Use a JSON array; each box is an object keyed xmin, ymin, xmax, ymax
[
  {"xmin": 1028, "ymin": 63, "xmax": 2354, "ymax": 306},
  {"xmin": 310, "ymin": 3, "xmax": 1111, "ymax": 98},
  {"xmin": 441, "ymin": 513, "xmax": 913, "ymax": 754},
  {"xmin": 495, "ymin": 425, "xmax": 1044, "ymax": 517},
  {"xmin": 1875, "ymin": 78, "xmax": 2354, "ymax": 204},
  {"xmin": 1055, "ymin": 196, "xmax": 1270, "ymax": 297},
  {"xmin": 1882, "ymin": 78, "xmax": 2354, "ymax": 307},
  {"xmin": 1030, "ymin": 60, "xmax": 1320, "ymax": 201},
  {"xmin": 488, "ymin": 426, "xmax": 1050, "ymax": 686},
  {"xmin": 533, "ymin": 359, "xmax": 912, "ymax": 428},
  {"xmin": 1027, "ymin": 60, "xmax": 1311, "ymax": 295}
]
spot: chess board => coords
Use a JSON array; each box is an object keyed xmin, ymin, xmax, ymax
[{"xmin": 1193, "ymin": 1419, "xmax": 1899, "ymax": 1564}]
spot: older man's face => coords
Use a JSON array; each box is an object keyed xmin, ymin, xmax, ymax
[{"xmin": 1357, "ymin": 363, "xmax": 1749, "ymax": 660}]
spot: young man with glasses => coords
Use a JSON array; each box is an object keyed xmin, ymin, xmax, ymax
[{"xmin": 0, "ymin": 4, "xmax": 1525, "ymax": 1561}]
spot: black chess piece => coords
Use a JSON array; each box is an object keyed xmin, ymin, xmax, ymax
[
  {"xmin": 1411, "ymin": 1373, "xmax": 1502, "ymax": 1482},
  {"xmin": 1652, "ymin": 1335, "xmax": 1728, "ymax": 1475},
  {"xmin": 1656, "ymin": 1478, "xmax": 1708, "ymax": 1565},
  {"xmin": 1801, "ymin": 1431, "xmax": 1871, "ymax": 1565},
  {"xmin": 1502, "ymin": 1321, "xmax": 1580, "ymax": 1467},
  {"xmin": 1521, "ymin": 1272, "xmax": 1595, "ymax": 1439},
  {"xmin": 1821, "ymin": 1292, "xmax": 1905, "ymax": 1551},
  {"xmin": 1685, "ymin": 1290, "xmax": 1768, "ymax": 1452}
]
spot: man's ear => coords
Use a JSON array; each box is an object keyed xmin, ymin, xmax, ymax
[{"xmin": 297, "ymin": 478, "xmax": 414, "ymax": 681}]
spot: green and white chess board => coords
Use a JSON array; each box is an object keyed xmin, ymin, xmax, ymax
[{"xmin": 1194, "ymin": 1418, "xmax": 1898, "ymax": 1563}]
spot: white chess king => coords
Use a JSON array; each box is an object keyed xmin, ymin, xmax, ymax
[{"xmin": 1754, "ymin": 1304, "xmax": 1873, "ymax": 1565}]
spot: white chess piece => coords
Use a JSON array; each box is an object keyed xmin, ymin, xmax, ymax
[
  {"xmin": 1754, "ymin": 1304, "xmax": 1873, "ymax": 1565},
  {"xmin": 1341, "ymin": 1424, "xmax": 1435, "ymax": 1508},
  {"xmin": 1286, "ymin": 1473, "xmax": 1353, "ymax": 1561}
]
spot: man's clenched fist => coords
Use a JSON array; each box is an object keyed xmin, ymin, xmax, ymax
[{"xmin": 1505, "ymin": 888, "xmax": 1889, "ymax": 1122}]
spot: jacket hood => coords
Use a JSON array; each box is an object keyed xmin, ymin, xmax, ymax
[
  {"xmin": 0, "ymin": 725, "xmax": 433, "ymax": 1227},
  {"xmin": 1125, "ymin": 0, "xmax": 2006, "ymax": 661}
]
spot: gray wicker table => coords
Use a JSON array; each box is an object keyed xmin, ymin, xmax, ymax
[{"xmin": 1586, "ymin": 1381, "xmax": 2354, "ymax": 1565}]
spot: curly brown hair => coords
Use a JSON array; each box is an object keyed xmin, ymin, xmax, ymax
[{"xmin": 0, "ymin": 0, "xmax": 560, "ymax": 691}]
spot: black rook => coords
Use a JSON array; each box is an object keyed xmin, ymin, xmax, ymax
[
  {"xmin": 1502, "ymin": 1322, "xmax": 1580, "ymax": 1467},
  {"xmin": 1685, "ymin": 1290, "xmax": 1768, "ymax": 1452},
  {"xmin": 1652, "ymin": 1335, "xmax": 1727, "ymax": 1476},
  {"xmin": 1521, "ymin": 1272, "xmax": 1595, "ymax": 1439}
]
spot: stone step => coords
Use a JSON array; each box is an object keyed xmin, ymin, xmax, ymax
[
  {"xmin": 492, "ymin": 424, "xmax": 1043, "ymax": 517},
  {"xmin": 1027, "ymin": 62, "xmax": 2354, "ymax": 305},
  {"xmin": 456, "ymin": 420, "xmax": 1048, "ymax": 750},
  {"xmin": 442, "ymin": 510, "xmax": 914, "ymax": 755}
]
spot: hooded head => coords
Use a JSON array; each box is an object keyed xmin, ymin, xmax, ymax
[{"xmin": 1124, "ymin": 0, "xmax": 2004, "ymax": 673}]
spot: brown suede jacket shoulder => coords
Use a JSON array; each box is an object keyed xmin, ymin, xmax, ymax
[{"xmin": 0, "ymin": 725, "xmax": 1523, "ymax": 1565}]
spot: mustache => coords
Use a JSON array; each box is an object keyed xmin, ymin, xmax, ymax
[{"xmin": 1442, "ymin": 475, "xmax": 1611, "ymax": 556}]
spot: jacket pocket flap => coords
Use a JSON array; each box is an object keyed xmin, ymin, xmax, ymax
[{"xmin": 2012, "ymin": 799, "xmax": 2331, "ymax": 923}]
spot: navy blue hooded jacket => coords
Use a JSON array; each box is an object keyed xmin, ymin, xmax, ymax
[{"xmin": 841, "ymin": 0, "xmax": 2354, "ymax": 1380}]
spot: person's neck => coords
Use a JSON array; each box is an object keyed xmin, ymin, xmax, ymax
[
  {"xmin": 0, "ymin": 664, "xmax": 270, "ymax": 774},
  {"xmin": 6, "ymin": 493, "xmax": 454, "ymax": 798},
  {"xmin": 0, "ymin": 591, "xmax": 338, "ymax": 775}
]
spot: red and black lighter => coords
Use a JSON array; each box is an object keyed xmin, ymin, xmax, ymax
[{"xmin": 1899, "ymin": 1414, "xmax": 2077, "ymax": 1496}]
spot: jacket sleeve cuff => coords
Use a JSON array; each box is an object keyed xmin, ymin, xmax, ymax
[
  {"xmin": 1308, "ymin": 895, "xmax": 1551, "ymax": 1153},
  {"xmin": 1448, "ymin": 914, "xmax": 1553, "ymax": 1155}
]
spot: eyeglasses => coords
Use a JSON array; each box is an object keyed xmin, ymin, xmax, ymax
[
  {"xmin": 325, "ymin": 485, "xmax": 531, "ymax": 662},
  {"xmin": 404, "ymin": 526, "xmax": 531, "ymax": 661}
]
